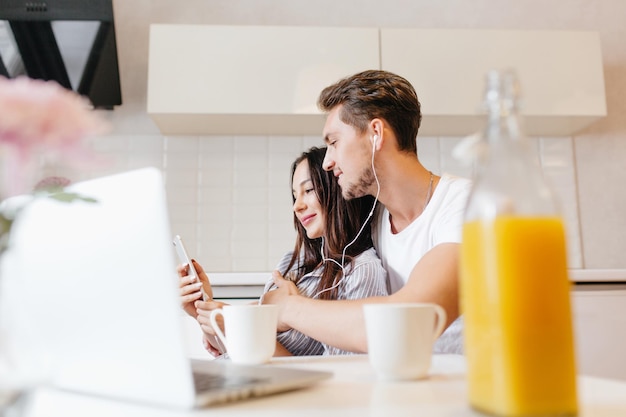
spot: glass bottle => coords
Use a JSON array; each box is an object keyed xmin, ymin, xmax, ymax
[{"xmin": 460, "ymin": 69, "xmax": 578, "ymax": 416}]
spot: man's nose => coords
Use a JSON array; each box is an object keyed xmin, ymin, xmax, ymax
[{"xmin": 322, "ymin": 151, "xmax": 333, "ymax": 171}]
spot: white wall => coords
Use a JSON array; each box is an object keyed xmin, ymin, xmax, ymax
[
  {"xmin": 57, "ymin": 133, "xmax": 581, "ymax": 272},
  {"xmin": 64, "ymin": 0, "xmax": 625, "ymax": 272}
]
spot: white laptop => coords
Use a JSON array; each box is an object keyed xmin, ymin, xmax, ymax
[{"xmin": 5, "ymin": 167, "xmax": 331, "ymax": 409}]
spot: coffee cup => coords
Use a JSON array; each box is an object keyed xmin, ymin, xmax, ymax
[
  {"xmin": 363, "ymin": 303, "xmax": 446, "ymax": 381},
  {"xmin": 209, "ymin": 305, "xmax": 278, "ymax": 365}
]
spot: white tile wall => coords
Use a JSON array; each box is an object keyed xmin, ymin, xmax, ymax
[
  {"xmin": 537, "ymin": 137, "xmax": 582, "ymax": 268},
  {"xmin": 45, "ymin": 133, "xmax": 582, "ymax": 272}
]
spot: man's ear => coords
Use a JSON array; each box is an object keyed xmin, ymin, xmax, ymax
[{"xmin": 369, "ymin": 119, "xmax": 384, "ymax": 149}]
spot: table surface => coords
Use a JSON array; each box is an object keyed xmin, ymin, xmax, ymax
[{"xmin": 23, "ymin": 354, "xmax": 626, "ymax": 417}]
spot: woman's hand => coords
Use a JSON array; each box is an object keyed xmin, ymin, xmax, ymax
[
  {"xmin": 177, "ymin": 263, "xmax": 204, "ymax": 318},
  {"xmin": 192, "ymin": 259, "xmax": 214, "ymax": 300},
  {"xmin": 177, "ymin": 259, "xmax": 214, "ymax": 318},
  {"xmin": 195, "ymin": 299, "xmax": 226, "ymax": 336},
  {"xmin": 201, "ymin": 332, "xmax": 223, "ymax": 357},
  {"xmin": 195, "ymin": 299, "xmax": 229, "ymax": 354}
]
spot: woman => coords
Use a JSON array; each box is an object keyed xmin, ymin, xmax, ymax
[{"xmin": 179, "ymin": 146, "xmax": 388, "ymax": 356}]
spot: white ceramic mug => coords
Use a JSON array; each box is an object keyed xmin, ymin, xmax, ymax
[
  {"xmin": 363, "ymin": 303, "xmax": 447, "ymax": 381},
  {"xmin": 209, "ymin": 305, "xmax": 278, "ymax": 364}
]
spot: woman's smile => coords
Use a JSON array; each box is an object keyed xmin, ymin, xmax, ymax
[{"xmin": 299, "ymin": 213, "xmax": 317, "ymax": 226}]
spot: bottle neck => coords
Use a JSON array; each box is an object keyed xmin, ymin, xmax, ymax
[
  {"xmin": 464, "ymin": 69, "xmax": 561, "ymax": 220},
  {"xmin": 486, "ymin": 101, "xmax": 523, "ymax": 145},
  {"xmin": 483, "ymin": 69, "xmax": 523, "ymax": 145}
]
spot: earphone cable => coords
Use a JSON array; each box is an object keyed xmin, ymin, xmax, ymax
[{"xmin": 314, "ymin": 143, "xmax": 381, "ymax": 299}]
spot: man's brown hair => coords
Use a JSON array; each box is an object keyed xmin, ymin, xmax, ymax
[{"xmin": 317, "ymin": 70, "xmax": 422, "ymax": 154}]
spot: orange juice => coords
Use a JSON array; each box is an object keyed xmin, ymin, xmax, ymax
[{"xmin": 461, "ymin": 216, "xmax": 577, "ymax": 416}]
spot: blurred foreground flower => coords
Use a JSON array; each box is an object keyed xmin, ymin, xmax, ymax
[
  {"xmin": 0, "ymin": 76, "xmax": 110, "ymax": 197},
  {"xmin": 0, "ymin": 76, "xmax": 110, "ymax": 252},
  {"xmin": 1, "ymin": 76, "xmax": 111, "ymax": 413}
]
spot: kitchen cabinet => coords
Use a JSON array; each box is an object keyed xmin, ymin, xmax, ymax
[
  {"xmin": 148, "ymin": 25, "xmax": 606, "ymax": 137},
  {"xmin": 572, "ymin": 284, "xmax": 626, "ymax": 381},
  {"xmin": 380, "ymin": 29, "xmax": 606, "ymax": 136},
  {"xmin": 148, "ymin": 25, "xmax": 379, "ymax": 135}
]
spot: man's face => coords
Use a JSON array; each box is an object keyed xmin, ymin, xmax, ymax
[{"xmin": 322, "ymin": 105, "xmax": 375, "ymax": 200}]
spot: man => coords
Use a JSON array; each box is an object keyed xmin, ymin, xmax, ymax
[{"xmin": 263, "ymin": 70, "xmax": 472, "ymax": 353}]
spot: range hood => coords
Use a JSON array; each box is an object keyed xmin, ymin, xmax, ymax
[
  {"xmin": 147, "ymin": 25, "xmax": 606, "ymax": 137},
  {"xmin": 0, "ymin": 0, "xmax": 122, "ymax": 109}
]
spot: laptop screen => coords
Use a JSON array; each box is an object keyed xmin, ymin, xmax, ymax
[
  {"xmin": 3, "ymin": 168, "xmax": 332, "ymax": 409},
  {"xmin": 5, "ymin": 168, "xmax": 197, "ymax": 407}
]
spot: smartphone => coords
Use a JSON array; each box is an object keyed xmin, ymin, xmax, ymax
[{"xmin": 173, "ymin": 235, "xmax": 209, "ymax": 301}]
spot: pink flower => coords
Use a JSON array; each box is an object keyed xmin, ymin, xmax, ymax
[
  {"xmin": 0, "ymin": 76, "xmax": 109, "ymax": 151},
  {"xmin": 0, "ymin": 76, "xmax": 110, "ymax": 197},
  {"xmin": 33, "ymin": 176, "xmax": 72, "ymax": 191}
]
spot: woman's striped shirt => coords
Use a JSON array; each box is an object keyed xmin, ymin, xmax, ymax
[{"xmin": 264, "ymin": 247, "xmax": 389, "ymax": 356}]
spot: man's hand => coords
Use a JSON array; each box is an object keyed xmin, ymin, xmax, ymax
[{"xmin": 261, "ymin": 270, "xmax": 301, "ymax": 332}]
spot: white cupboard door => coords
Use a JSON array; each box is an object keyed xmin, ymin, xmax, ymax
[
  {"xmin": 380, "ymin": 28, "xmax": 606, "ymax": 136},
  {"xmin": 148, "ymin": 25, "xmax": 380, "ymax": 135}
]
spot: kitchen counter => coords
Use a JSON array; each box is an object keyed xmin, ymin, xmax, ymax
[
  {"xmin": 205, "ymin": 270, "xmax": 626, "ymax": 301},
  {"xmin": 22, "ymin": 355, "xmax": 626, "ymax": 416},
  {"xmin": 569, "ymin": 269, "xmax": 626, "ymax": 283},
  {"xmin": 208, "ymin": 269, "xmax": 626, "ymax": 286},
  {"xmin": 208, "ymin": 273, "xmax": 268, "ymax": 300},
  {"xmin": 206, "ymin": 270, "xmax": 626, "ymax": 381}
]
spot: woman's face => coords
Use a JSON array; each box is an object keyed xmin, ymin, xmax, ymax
[{"xmin": 292, "ymin": 159, "xmax": 325, "ymax": 239}]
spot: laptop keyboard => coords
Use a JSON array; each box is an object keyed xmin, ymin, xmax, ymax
[{"xmin": 193, "ymin": 372, "xmax": 265, "ymax": 393}]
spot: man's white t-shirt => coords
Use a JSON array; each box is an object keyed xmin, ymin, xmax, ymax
[
  {"xmin": 372, "ymin": 173, "xmax": 472, "ymax": 293},
  {"xmin": 371, "ymin": 173, "xmax": 472, "ymax": 353}
]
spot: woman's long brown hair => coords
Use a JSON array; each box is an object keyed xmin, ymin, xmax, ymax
[{"xmin": 282, "ymin": 146, "xmax": 376, "ymax": 300}]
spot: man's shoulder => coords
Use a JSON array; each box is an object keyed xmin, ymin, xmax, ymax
[
  {"xmin": 437, "ymin": 174, "xmax": 472, "ymax": 205},
  {"xmin": 440, "ymin": 173, "xmax": 472, "ymax": 192}
]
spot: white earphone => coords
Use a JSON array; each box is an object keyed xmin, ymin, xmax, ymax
[
  {"xmin": 371, "ymin": 134, "xmax": 378, "ymax": 151},
  {"xmin": 315, "ymin": 132, "xmax": 381, "ymax": 299}
]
